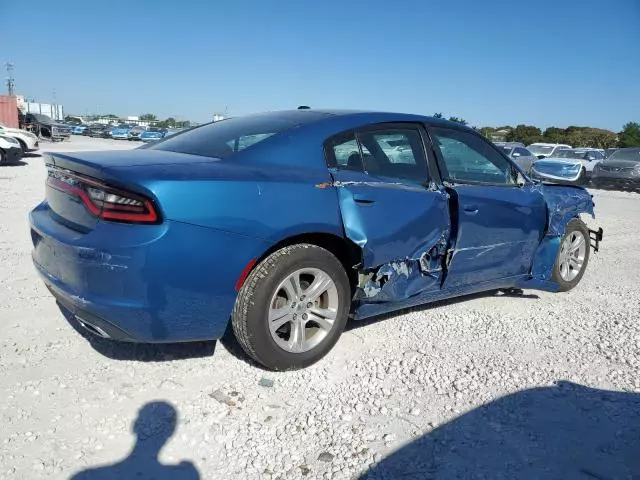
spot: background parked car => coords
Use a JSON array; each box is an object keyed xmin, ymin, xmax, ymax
[
  {"xmin": 546, "ymin": 148, "xmax": 604, "ymax": 180},
  {"xmin": 0, "ymin": 123, "xmax": 39, "ymax": 154},
  {"xmin": 527, "ymin": 142, "xmax": 572, "ymax": 159},
  {"xmin": 591, "ymin": 148, "xmax": 640, "ymax": 190},
  {"xmin": 110, "ymin": 124, "xmax": 134, "ymax": 140},
  {"xmin": 499, "ymin": 143, "xmax": 537, "ymax": 173},
  {"xmin": 604, "ymin": 148, "xmax": 619, "ymax": 158},
  {"xmin": 71, "ymin": 124, "xmax": 88, "ymax": 135},
  {"xmin": 139, "ymin": 127, "xmax": 168, "ymax": 143},
  {"xmin": 127, "ymin": 125, "xmax": 147, "ymax": 141},
  {"xmin": 0, "ymin": 135, "xmax": 24, "ymax": 165},
  {"xmin": 529, "ymin": 148, "xmax": 602, "ymax": 185},
  {"xmin": 86, "ymin": 124, "xmax": 113, "ymax": 138},
  {"xmin": 23, "ymin": 113, "xmax": 72, "ymax": 141}
]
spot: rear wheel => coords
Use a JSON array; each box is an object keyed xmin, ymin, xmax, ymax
[
  {"xmin": 232, "ymin": 244, "xmax": 350, "ymax": 370},
  {"xmin": 0, "ymin": 149, "xmax": 6, "ymax": 165},
  {"xmin": 552, "ymin": 218, "xmax": 590, "ymax": 291}
]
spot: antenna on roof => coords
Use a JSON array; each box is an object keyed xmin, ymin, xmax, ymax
[{"xmin": 297, "ymin": 105, "xmax": 310, "ymax": 110}]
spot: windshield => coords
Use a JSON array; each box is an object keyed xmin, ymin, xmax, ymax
[
  {"xmin": 33, "ymin": 114, "xmax": 53, "ymax": 122},
  {"xmin": 552, "ymin": 149, "xmax": 584, "ymax": 159},
  {"xmin": 501, "ymin": 146, "xmax": 514, "ymax": 155},
  {"xmin": 608, "ymin": 148, "xmax": 640, "ymax": 162},
  {"xmin": 527, "ymin": 145, "xmax": 555, "ymax": 155},
  {"xmin": 149, "ymin": 112, "xmax": 326, "ymax": 159}
]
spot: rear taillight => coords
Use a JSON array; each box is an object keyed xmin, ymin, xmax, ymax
[{"xmin": 46, "ymin": 169, "xmax": 159, "ymax": 223}]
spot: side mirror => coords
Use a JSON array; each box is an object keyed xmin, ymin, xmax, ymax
[{"xmin": 537, "ymin": 155, "xmax": 546, "ymax": 159}]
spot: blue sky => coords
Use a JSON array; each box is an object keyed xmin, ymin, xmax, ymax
[{"xmin": 3, "ymin": 0, "xmax": 639, "ymax": 130}]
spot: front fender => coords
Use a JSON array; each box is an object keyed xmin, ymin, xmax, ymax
[{"xmin": 525, "ymin": 184, "xmax": 596, "ymax": 288}]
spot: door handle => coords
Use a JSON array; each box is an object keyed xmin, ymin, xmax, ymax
[
  {"xmin": 353, "ymin": 194, "xmax": 375, "ymax": 205},
  {"xmin": 463, "ymin": 204, "xmax": 479, "ymax": 214}
]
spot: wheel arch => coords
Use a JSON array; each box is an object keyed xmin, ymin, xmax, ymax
[{"xmin": 240, "ymin": 232, "xmax": 363, "ymax": 295}]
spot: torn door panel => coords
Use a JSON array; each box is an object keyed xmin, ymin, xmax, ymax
[
  {"xmin": 335, "ymin": 183, "xmax": 451, "ymax": 268},
  {"xmin": 356, "ymin": 229, "xmax": 450, "ymax": 304},
  {"xmin": 523, "ymin": 184, "xmax": 596, "ymax": 286}
]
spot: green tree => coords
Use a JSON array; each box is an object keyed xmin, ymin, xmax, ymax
[
  {"xmin": 432, "ymin": 112, "xmax": 443, "ymax": 118},
  {"xmin": 448, "ymin": 116, "xmax": 468, "ymax": 125},
  {"xmin": 139, "ymin": 113, "xmax": 157, "ymax": 121},
  {"xmin": 479, "ymin": 127, "xmax": 495, "ymax": 138},
  {"xmin": 506, "ymin": 125, "xmax": 542, "ymax": 145},
  {"xmin": 543, "ymin": 127, "xmax": 567, "ymax": 144},
  {"xmin": 618, "ymin": 122, "xmax": 640, "ymax": 147}
]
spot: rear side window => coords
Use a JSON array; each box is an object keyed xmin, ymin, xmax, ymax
[
  {"xmin": 149, "ymin": 113, "xmax": 323, "ymax": 159},
  {"xmin": 514, "ymin": 147, "xmax": 530, "ymax": 156},
  {"xmin": 326, "ymin": 132, "xmax": 366, "ymax": 171}
]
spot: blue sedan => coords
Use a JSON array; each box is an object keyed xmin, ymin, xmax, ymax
[{"xmin": 29, "ymin": 110, "xmax": 603, "ymax": 370}]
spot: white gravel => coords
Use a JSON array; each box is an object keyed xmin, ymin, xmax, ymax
[{"xmin": 1, "ymin": 137, "xmax": 639, "ymax": 479}]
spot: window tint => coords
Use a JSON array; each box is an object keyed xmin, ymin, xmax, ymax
[
  {"xmin": 150, "ymin": 112, "xmax": 322, "ymax": 159},
  {"xmin": 431, "ymin": 127, "xmax": 517, "ymax": 185},
  {"xmin": 357, "ymin": 128, "xmax": 428, "ymax": 182}
]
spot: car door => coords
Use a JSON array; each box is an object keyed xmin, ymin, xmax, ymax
[
  {"xmin": 427, "ymin": 126, "xmax": 547, "ymax": 290},
  {"xmin": 326, "ymin": 123, "xmax": 451, "ymax": 301}
]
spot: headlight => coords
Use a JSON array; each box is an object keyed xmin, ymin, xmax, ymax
[{"xmin": 1, "ymin": 135, "xmax": 19, "ymax": 145}]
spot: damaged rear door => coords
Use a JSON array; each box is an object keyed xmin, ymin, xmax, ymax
[{"xmin": 325, "ymin": 123, "xmax": 451, "ymax": 303}]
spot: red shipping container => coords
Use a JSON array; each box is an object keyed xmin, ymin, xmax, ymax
[{"xmin": 0, "ymin": 96, "xmax": 19, "ymax": 128}]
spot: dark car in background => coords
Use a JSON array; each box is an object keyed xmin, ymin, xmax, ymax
[
  {"xmin": 604, "ymin": 148, "xmax": 618, "ymax": 158},
  {"xmin": 591, "ymin": 148, "xmax": 640, "ymax": 190},
  {"xmin": 86, "ymin": 124, "xmax": 113, "ymax": 138},
  {"xmin": 23, "ymin": 113, "xmax": 72, "ymax": 141}
]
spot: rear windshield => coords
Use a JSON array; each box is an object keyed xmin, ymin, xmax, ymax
[{"xmin": 148, "ymin": 112, "xmax": 323, "ymax": 159}]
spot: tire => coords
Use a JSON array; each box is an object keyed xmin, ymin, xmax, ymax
[
  {"xmin": 577, "ymin": 168, "xmax": 587, "ymax": 186},
  {"xmin": 551, "ymin": 218, "xmax": 590, "ymax": 292},
  {"xmin": 16, "ymin": 139, "xmax": 27, "ymax": 155},
  {"xmin": 0, "ymin": 149, "xmax": 6, "ymax": 166},
  {"xmin": 232, "ymin": 244, "xmax": 351, "ymax": 370}
]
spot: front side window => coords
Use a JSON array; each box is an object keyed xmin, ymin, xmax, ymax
[{"xmin": 431, "ymin": 127, "xmax": 517, "ymax": 185}]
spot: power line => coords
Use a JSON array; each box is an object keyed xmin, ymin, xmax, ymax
[{"xmin": 5, "ymin": 62, "xmax": 15, "ymax": 96}]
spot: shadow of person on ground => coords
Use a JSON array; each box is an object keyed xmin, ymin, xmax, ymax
[
  {"xmin": 1, "ymin": 160, "xmax": 28, "ymax": 167},
  {"xmin": 57, "ymin": 302, "xmax": 216, "ymax": 362},
  {"xmin": 361, "ymin": 381, "xmax": 640, "ymax": 479},
  {"xmin": 70, "ymin": 401, "xmax": 200, "ymax": 480}
]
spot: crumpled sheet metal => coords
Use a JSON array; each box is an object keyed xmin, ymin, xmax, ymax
[
  {"xmin": 358, "ymin": 230, "xmax": 449, "ymax": 303},
  {"xmin": 528, "ymin": 184, "xmax": 595, "ymax": 283}
]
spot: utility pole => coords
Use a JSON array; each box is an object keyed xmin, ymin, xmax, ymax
[{"xmin": 5, "ymin": 62, "xmax": 15, "ymax": 96}]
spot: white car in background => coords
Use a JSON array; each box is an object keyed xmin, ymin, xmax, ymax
[
  {"xmin": 0, "ymin": 134, "xmax": 25, "ymax": 165},
  {"xmin": 0, "ymin": 123, "xmax": 39, "ymax": 154},
  {"xmin": 527, "ymin": 142, "xmax": 572, "ymax": 158}
]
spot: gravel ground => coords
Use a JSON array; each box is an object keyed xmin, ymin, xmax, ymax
[{"xmin": 1, "ymin": 137, "xmax": 639, "ymax": 479}]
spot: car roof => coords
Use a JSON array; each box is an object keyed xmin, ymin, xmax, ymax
[{"xmin": 233, "ymin": 109, "xmax": 476, "ymax": 133}]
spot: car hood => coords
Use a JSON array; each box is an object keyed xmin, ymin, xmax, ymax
[
  {"xmin": 0, "ymin": 126, "xmax": 33, "ymax": 136},
  {"xmin": 534, "ymin": 159, "xmax": 582, "ymax": 168},
  {"xmin": 111, "ymin": 128, "xmax": 131, "ymax": 134},
  {"xmin": 141, "ymin": 131, "xmax": 163, "ymax": 137}
]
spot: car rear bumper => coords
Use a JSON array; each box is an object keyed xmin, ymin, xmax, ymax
[{"xmin": 29, "ymin": 200, "xmax": 269, "ymax": 343}]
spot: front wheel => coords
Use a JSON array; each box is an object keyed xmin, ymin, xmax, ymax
[
  {"xmin": 232, "ymin": 244, "xmax": 350, "ymax": 370},
  {"xmin": 552, "ymin": 218, "xmax": 590, "ymax": 291}
]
